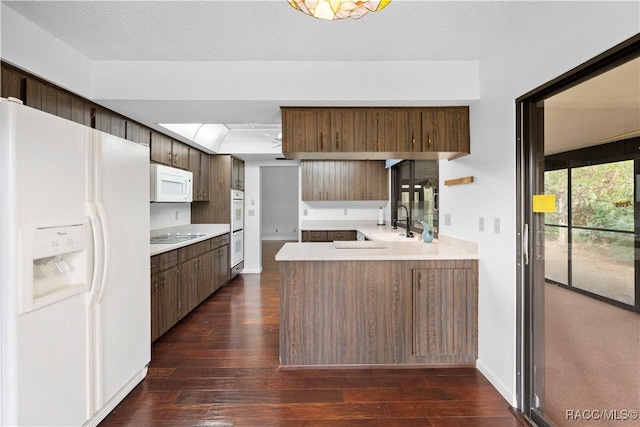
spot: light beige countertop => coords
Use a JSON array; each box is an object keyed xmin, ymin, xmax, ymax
[
  {"xmin": 150, "ymin": 224, "xmax": 230, "ymax": 256},
  {"xmin": 277, "ymin": 220, "xmax": 478, "ymax": 261}
]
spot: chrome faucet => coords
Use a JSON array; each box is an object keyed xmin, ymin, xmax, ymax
[{"xmin": 393, "ymin": 204, "xmax": 413, "ymax": 238}]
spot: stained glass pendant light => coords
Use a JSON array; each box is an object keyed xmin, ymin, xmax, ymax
[{"xmin": 288, "ymin": 0, "xmax": 391, "ymax": 20}]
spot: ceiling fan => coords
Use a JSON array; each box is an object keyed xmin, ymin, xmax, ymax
[{"xmin": 263, "ymin": 132, "xmax": 282, "ymax": 147}]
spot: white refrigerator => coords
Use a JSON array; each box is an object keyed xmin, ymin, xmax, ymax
[{"xmin": 0, "ymin": 98, "xmax": 151, "ymax": 426}]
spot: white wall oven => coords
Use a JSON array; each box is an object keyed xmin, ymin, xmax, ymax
[{"xmin": 230, "ymin": 190, "xmax": 244, "ymax": 273}]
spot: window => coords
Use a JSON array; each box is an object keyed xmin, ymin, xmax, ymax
[
  {"xmin": 544, "ymin": 140, "xmax": 639, "ymax": 311},
  {"xmin": 391, "ymin": 160, "xmax": 439, "ymax": 235}
]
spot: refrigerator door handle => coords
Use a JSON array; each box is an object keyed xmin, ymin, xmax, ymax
[
  {"xmin": 87, "ymin": 202, "xmax": 105, "ymax": 305},
  {"xmin": 95, "ymin": 201, "xmax": 110, "ymax": 304}
]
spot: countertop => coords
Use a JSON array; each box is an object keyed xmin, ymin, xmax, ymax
[
  {"xmin": 277, "ymin": 220, "xmax": 478, "ymax": 261},
  {"xmin": 150, "ymin": 224, "xmax": 230, "ymax": 256}
]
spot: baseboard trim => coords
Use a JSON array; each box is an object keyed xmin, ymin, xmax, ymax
[{"xmin": 476, "ymin": 358, "xmax": 516, "ymax": 406}]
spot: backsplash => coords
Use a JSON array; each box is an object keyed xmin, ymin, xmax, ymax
[
  {"xmin": 150, "ymin": 203, "xmax": 191, "ymax": 230},
  {"xmin": 300, "ymin": 201, "xmax": 389, "ymax": 222}
]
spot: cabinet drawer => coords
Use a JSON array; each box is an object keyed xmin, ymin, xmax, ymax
[
  {"xmin": 327, "ymin": 230, "xmax": 357, "ymax": 241},
  {"xmin": 302, "ymin": 231, "xmax": 328, "ymax": 242},
  {"xmin": 211, "ymin": 233, "xmax": 230, "ymax": 249},
  {"xmin": 150, "ymin": 250, "xmax": 178, "ymax": 275},
  {"xmin": 178, "ymin": 240, "xmax": 211, "ymax": 262}
]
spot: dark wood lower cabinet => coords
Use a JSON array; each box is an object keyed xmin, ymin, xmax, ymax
[
  {"xmin": 279, "ymin": 259, "xmax": 478, "ymax": 366},
  {"xmin": 151, "ymin": 234, "xmax": 230, "ymax": 342},
  {"xmin": 301, "ymin": 230, "xmax": 357, "ymax": 242}
]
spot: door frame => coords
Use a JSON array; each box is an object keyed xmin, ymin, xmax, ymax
[{"xmin": 515, "ymin": 34, "xmax": 640, "ymax": 423}]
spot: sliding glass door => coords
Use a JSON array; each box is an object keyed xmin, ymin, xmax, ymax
[{"xmin": 517, "ymin": 37, "xmax": 640, "ymax": 426}]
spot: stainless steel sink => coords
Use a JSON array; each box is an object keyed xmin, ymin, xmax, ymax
[{"xmin": 150, "ymin": 233, "xmax": 207, "ymax": 244}]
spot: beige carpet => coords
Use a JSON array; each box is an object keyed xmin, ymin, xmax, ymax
[{"xmin": 542, "ymin": 282, "xmax": 640, "ymax": 426}]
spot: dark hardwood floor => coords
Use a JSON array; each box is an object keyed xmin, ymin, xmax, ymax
[{"xmin": 101, "ymin": 241, "xmax": 521, "ymax": 426}]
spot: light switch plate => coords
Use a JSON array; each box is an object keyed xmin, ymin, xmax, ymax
[
  {"xmin": 444, "ymin": 214, "xmax": 451, "ymax": 226},
  {"xmin": 494, "ymin": 217, "xmax": 501, "ymax": 234},
  {"xmin": 303, "ymin": 209, "xmax": 308, "ymax": 216},
  {"xmin": 479, "ymin": 217, "xmax": 484, "ymax": 232}
]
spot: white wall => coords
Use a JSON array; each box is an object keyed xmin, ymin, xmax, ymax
[
  {"xmin": 440, "ymin": 1, "xmax": 640, "ymax": 405},
  {"xmin": 0, "ymin": 4, "xmax": 92, "ymax": 97},
  {"xmin": 300, "ymin": 201, "xmax": 389, "ymax": 222},
  {"xmin": 150, "ymin": 203, "xmax": 191, "ymax": 231},
  {"xmin": 261, "ymin": 167, "xmax": 299, "ymax": 240}
]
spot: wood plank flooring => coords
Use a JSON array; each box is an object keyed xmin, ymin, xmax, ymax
[{"xmin": 100, "ymin": 241, "xmax": 522, "ymax": 426}]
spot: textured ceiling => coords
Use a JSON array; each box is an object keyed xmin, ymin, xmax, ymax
[
  {"xmin": 4, "ymin": 1, "xmax": 536, "ymax": 62},
  {"xmin": 10, "ymin": 1, "xmax": 634, "ymax": 160}
]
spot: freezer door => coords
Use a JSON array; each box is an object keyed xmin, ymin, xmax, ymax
[
  {"xmin": 2, "ymin": 99, "xmax": 92, "ymax": 426},
  {"xmin": 90, "ymin": 131, "xmax": 150, "ymax": 414}
]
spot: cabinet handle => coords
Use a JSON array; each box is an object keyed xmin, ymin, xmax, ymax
[
  {"xmin": 411, "ymin": 134, "xmax": 416, "ymax": 149},
  {"xmin": 320, "ymin": 132, "xmax": 324, "ymax": 150},
  {"xmin": 428, "ymin": 133, "xmax": 432, "ymax": 148},
  {"xmin": 417, "ymin": 272, "xmax": 422, "ymax": 290},
  {"xmin": 167, "ymin": 151, "xmax": 172, "ymax": 163},
  {"xmin": 335, "ymin": 132, "xmax": 339, "ymax": 150},
  {"xmin": 174, "ymin": 153, "xmax": 178, "ymax": 163}
]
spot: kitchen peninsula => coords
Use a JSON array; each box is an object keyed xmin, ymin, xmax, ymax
[{"xmin": 276, "ymin": 222, "xmax": 479, "ymax": 368}]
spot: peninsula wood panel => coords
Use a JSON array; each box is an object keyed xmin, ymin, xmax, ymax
[{"xmin": 279, "ymin": 259, "xmax": 478, "ymax": 367}]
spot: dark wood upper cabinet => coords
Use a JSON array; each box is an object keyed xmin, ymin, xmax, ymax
[
  {"xmin": 1, "ymin": 66, "xmax": 25, "ymax": 100},
  {"xmin": 301, "ymin": 160, "xmax": 387, "ymax": 202},
  {"xmin": 281, "ymin": 106, "xmax": 469, "ymax": 160}
]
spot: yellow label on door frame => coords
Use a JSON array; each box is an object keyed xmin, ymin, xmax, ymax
[{"xmin": 533, "ymin": 194, "xmax": 556, "ymax": 213}]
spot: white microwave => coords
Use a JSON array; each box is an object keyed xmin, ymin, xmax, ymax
[{"xmin": 150, "ymin": 164, "xmax": 193, "ymax": 202}]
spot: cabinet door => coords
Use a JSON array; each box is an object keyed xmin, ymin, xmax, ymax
[
  {"xmin": 41, "ymin": 83, "xmax": 58, "ymax": 115},
  {"xmin": 189, "ymin": 148, "xmax": 202, "ymax": 201},
  {"xmin": 218, "ymin": 244, "xmax": 230, "ymax": 285},
  {"xmin": 281, "ymin": 108, "xmax": 292, "ymax": 153},
  {"xmin": 1, "ymin": 66, "xmax": 25, "ymax": 100},
  {"xmin": 365, "ymin": 109, "xmax": 381, "ymax": 152},
  {"xmin": 210, "ymin": 245, "xmax": 229, "ymax": 293},
  {"xmin": 171, "ymin": 140, "xmax": 190, "ymax": 169},
  {"xmin": 367, "ymin": 161, "xmax": 388, "ymax": 200},
  {"xmin": 449, "ymin": 107, "xmax": 470, "ymax": 153},
  {"xmin": 195, "ymin": 253, "xmax": 212, "ymax": 304},
  {"xmin": 151, "ymin": 274, "xmax": 161, "ymax": 341},
  {"xmin": 71, "ymin": 96, "xmax": 91, "ymax": 127},
  {"xmin": 178, "ymin": 259, "xmax": 198, "ymax": 319},
  {"xmin": 56, "ymin": 91, "xmax": 72, "ymax": 120},
  {"xmin": 237, "ymin": 159, "xmax": 244, "ymax": 191},
  {"xmin": 25, "ymin": 77, "xmax": 42, "ymax": 110},
  {"xmin": 380, "ymin": 109, "xmax": 398, "ymax": 153},
  {"xmin": 332, "ymin": 109, "xmax": 355, "ymax": 152},
  {"xmin": 327, "ymin": 161, "xmax": 344, "ymax": 201},
  {"xmin": 422, "ymin": 108, "xmax": 470, "ymax": 153},
  {"xmin": 393, "ymin": 109, "xmax": 419, "ymax": 153},
  {"xmin": 353, "ymin": 161, "xmax": 368, "ymax": 201},
  {"xmin": 158, "ymin": 267, "xmax": 178, "ymax": 339},
  {"xmin": 151, "ymin": 132, "xmax": 173, "ymax": 165},
  {"xmin": 317, "ymin": 109, "xmax": 331, "ymax": 153},
  {"xmin": 199, "ymin": 152, "xmax": 210, "ymax": 201},
  {"xmin": 412, "ymin": 269, "xmax": 477, "ymax": 362},
  {"xmin": 151, "ymin": 267, "xmax": 178, "ymax": 341}
]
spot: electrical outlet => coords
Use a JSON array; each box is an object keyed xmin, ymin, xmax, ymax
[
  {"xmin": 444, "ymin": 214, "xmax": 451, "ymax": 226},
  {"xmin": 494, "ymin": 217, "xmax": 501, "ymax": 234},
  {"xmin": 248, "ymin": 209, "xmax": 255, "ymax": 216},
  {"xmin": 251, "ymin": 199, "xmax": 255, "ymax": 206},
  {"xmin": 479, "ymin": 217, "xmax": 484, "ymax": 232},
  {"xmin": 303, "ymin": 208, "xmax": 308, "ymax": 216},
  {"xmin": 175, "ymin": 211, "xmax": 179, "ymax": 220},
  {"xmin": 343, "ymin": 208, "xmax": 348, "ymax": 216}
]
